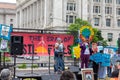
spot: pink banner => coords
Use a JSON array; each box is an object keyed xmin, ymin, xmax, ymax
[{"xmin": 11, "ymin": 32, "xmax": 74, "ymax": 56}]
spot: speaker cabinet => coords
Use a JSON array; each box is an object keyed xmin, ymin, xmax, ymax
[{"xmin": 10, "ymin": 36, "xmax": 23, "ymax": 55}]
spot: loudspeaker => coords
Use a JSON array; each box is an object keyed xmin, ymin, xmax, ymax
[
  {"xmin": 41, "ymin": 74, "xmax": 61, "ymax": 80},
  {"xmin": 10, "ymin": 36, "xmax": 23, "ymax": 55}
]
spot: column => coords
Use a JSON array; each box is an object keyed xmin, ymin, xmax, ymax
[
  {"xmin": 41, "ymin": 0, "xmax": 44, "ymax": 28},
  {"xmin": 32, "ymin": 3, "xmax": 34, "ymax": 28},
  {"xmin": 30, "ymin": 5, "xmax": 32, "ymax": 28},
  {"xmin": 28, "ymin": 6, "xmax": 30, "ymax": 27},
  {"xmin": 82, "ymin": 0, "xmax": 88, "ymax": 20},
  {"xmin": 33, "ymin": 2, "xmax": 37, "ymax": 29},
  {"xmin": 113, "ymin": 0, "xmax": 117, "ymax": 28},
  {"xmin": 113, "ymin": 0, "xmax": 118, "ymax": 45},
  {"xmin": 26, "ymin": 7, "xmax": 28, "ymax": 28},
  {"xmin": 89, "ymin": 0, "xmax": 93, "ymax": 26},
  {"xmin": 16, "ymin": 11, "xmax": 20, "ymax": 28},
  {"xmin": 77, "ymin": 0, "xmax": 81, "ymax": 18},
  {"xmin": 53, "ymin": 0, "xmax": 63, "ymax": 28},
  {"xmin": 39, "ymin": 0, "xmax": 41, "ymax": 28},
  {"xmin": 36, "ymin": 0, "xmax": 39, "ymax": 28},
  {"xmin": 101, "ymin": 0, "xmax": 105, "ymax": 28},
  {"xmin": 44, "ymin": 0, "xmax": 47, "ymax": 28}
]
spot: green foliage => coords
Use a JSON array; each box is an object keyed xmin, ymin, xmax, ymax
[
  {"xmin": 1, "ymin": 57, "xmax": 11, "ymax": 62},
  {"xmin": 68, "ymin": 18, "xmax": 108, "ymax": 46},
  {"xmin": 31, "ymin": 64, "xmax": 39, "ymax": 68},
  {"xmin": 18, "ymin": 63, "xmax": 27, "ymax": 69},
  {"xmin": 68, "ymin": 18, "xmax": 92, "ymax": 31}
]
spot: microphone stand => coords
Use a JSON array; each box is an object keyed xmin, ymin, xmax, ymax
[
  {"xmin": 24, "ymin": 39, "xmax": 38, "ymax": 75},
  {"xmin": 48, "ymin": 48, "xmax": 51, "ymax": 74}
]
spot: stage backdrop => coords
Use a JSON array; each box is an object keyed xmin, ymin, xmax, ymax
[{"xmin": 11, "ymin": 32, "xmax": 74, "ymax": 56}]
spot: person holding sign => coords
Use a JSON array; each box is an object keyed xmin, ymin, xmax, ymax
[
  {"xmin": 54, "ymin": 38, "xmax": 64, "ymax": 74},
  {"xmin": 80, "ymin": 39, "xmax": 93, "ymax": 68},
  {"xmin": 98, "ymin": 50, "xmax": 109, "ymax": 79}
]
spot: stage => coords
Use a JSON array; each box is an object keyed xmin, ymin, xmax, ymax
[{"xmin": 16, "ymin": 66, "xmax": 81, "ymax": 80}]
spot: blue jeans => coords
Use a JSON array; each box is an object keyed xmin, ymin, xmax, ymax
[{"xmin": 54, "ymin": 51, "xmax": 64, "ymax": 72}]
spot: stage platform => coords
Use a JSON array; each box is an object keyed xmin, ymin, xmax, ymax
[{"xmin": 16, "ymin": 66, "xmax": 82, "ymax": 80}]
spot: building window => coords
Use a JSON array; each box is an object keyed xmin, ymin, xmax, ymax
[
  {"xmin": 93, "ymin": 6, "xmax": 100, "ymax": 13},
  {"xmin": 116, "ymin": 0, "xmax": 120, "ymax": 4},
  {"xmin": 66, "ymin": 15, "xmax": 76, "ymax": 23},
  {"xmin": 116, "ymin": 8, "xmax": 120, "ymax": 15},
  {"xmin": 10, "ymin": 24, "xmax": 13, "ymax": 27},
  {"xmin": 94, "ymin": 18, "xmax": 99, "ymax": 26},
  {"xmin": 108, "ymin": 33, "xmax": 113, "ymax": 42},
  {"xmin": 105, "ymin": 0, "xmax": 112, "ymax": 3},
  {"xmin": 93, "ymin": 0, "xmax": 100, "ymax": 2},
  {"xmin": 106, "ymin": 19, "xmax": 111, "ymax": 27},
  {"xmin": 67, "ymin": 3, "xmax": 76, "ymax": 11},
  {"xmin": 105, "ymin": 7, "xmax": 112, "ymax": 14},
  {"xmin": 117, "ymin": 19, "xmax": 120, "ymax": 27}
]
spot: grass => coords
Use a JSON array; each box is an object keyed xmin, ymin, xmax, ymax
[{"xmin": 18, "ymin": 63, "xmax": 27, "ymax": 69}]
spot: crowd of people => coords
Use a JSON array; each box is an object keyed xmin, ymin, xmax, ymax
[
  {"xmin": 79, "ymin": 38, "xmax": 120, "ymax": 80},
  {"xmin": 53, "ymin": 37, "xmax": 120, "ymax": 80},
  {"xmin": 1, "ymin": 37, "xmax": 120, "ymax": 80}
]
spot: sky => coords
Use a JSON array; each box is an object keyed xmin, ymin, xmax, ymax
[{"xmin": 0, "ymin": 0, "xmax": 16, "ymax": 3}]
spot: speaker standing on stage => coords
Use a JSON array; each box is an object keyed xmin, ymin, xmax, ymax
[
  {"xmin": 80, "ymin": 39, "xmax": 93, "ymax": 68},
  {"xmin": 54, "ymin": 38, "xmax": 64, "ymax": 73}
]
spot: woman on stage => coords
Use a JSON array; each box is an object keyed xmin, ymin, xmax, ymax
[{"xmin": 54, "ymin": 38, "xmax": 64, "ymax": 73}]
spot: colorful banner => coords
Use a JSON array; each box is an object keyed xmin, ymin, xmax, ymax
[
  {"xmin": 0, "ymin": 39, "xmax": 9, "ymax": 52},
  {"xmin": 71, "ymin": 44, "xmax": 81, "ymax": 59},
  {"xmin": 90, "ymin": 53, "xmax": 110, "ymax": 66},
  {"xmin": 0, "ymin": 24, "xmax": 12, "ymax": 40},
  {"xmin": 101, "ymin": 54, "xmax": 110, "ymax": 66},
  {"xmin": 11, "ymin": 32, "xmax": 74, "ymax": 56},
  {"xmin": 103, "ymin": 46, "xmax": 117, "ymax": 54},
  {"xmin": 80, "ymin": 26, "xmax": 94, "ymax": 42},
  {"xmin": 90, "ymin": 52, "xmax": 103, "ymax": 63}
]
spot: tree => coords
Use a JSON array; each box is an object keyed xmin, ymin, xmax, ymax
[{"xmin": 68, "ymin": 18, "xmax": 108, "ymax": 46}]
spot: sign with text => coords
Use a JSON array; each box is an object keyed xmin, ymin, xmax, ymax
[
  {"xmin": 0, "ymin": 24, "xmax": 12, "ymax": 40},
  {"xmin": 11, "ymin": 32, "xmax": 74, "ymax": 56}
]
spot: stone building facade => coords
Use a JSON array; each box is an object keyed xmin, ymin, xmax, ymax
[
  {"xmin": 16, "ymin": 0, "xmax": 120, "ymax": 46},
  {"xmin": 0, "ymin": 2, "xmax": 16, "ymax": 27}
]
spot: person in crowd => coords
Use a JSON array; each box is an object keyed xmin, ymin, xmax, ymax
[
  {"xmin": 0, "ymin": 68, "xmax": 11, "ymax": 80},
  {"xmin": 80, "ymin": 39, "xmax": 93, "ymax": 68},
  {"xmin": 111, "ymin": 50, "xmax": 120, "ymax": 71},
  {"xmin": 107, "ymin": 49, "xmax": 115, "ymax": 77},
  {"xmin": 110, "ymin": 62, "xmax": 120, "ymax": 80},
  {"xmin": 54, "ymin": 38, "xmax": 64, "ymax": 74},
  {"xmin": 98, "ymin": 50, "xmax": 107, "ymax": 79},
  {"xmin": 60, "ymin": 70, "xmax": 76, "ymax": 80}
]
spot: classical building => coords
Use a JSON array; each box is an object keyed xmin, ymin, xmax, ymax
[
  {"xmin": 0, "ymin": 2, "xmax": 16, "ymax": 27},
  {"xmin": 16, "ymin": 0, "xmax": 120, "ymax": 46}
]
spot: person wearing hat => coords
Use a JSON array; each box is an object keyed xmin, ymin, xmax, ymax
[{"xmin": 54, "ymin": 38, "xmax": 64, "ymax": 73}]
